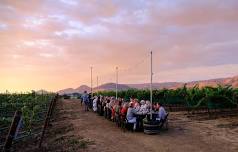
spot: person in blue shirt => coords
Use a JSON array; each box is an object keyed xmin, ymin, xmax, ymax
[
  {"xmin": 127, "ymin": 102, "xmax": 137, "ymax": 131},
  {"xmin": 81, "ymin": 91, "xmax": 89, "ymax": 111},
  {"xmin": 156, "ymin": 103, "xmax": 167, "ymax": 121}
]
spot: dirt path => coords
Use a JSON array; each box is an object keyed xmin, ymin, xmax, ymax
[{"xmin": 41, "ymin": 99, "xmax": 238, "ymax": 152}]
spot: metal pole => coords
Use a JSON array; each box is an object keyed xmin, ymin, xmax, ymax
[
  {"xmin": 90, "ymin": 67, "xmax": 93, "ymax": 95},
  {"xmin": 97, "ymin": 76, "xmax": 99, "ymax": 96},
  {"xmin": 150, "ymin": 51, "xmax": 153, "ymax": 113},
  {"xmin": 116, "ymin": 67, "xmax": 118, "ymax": 99}
]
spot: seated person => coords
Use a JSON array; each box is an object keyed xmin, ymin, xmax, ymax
[
  {"xmin": 139, "ymin": 100, "xmax": 147, "ymax": 114},
  {"xmin": 114, "ymin": 101, "xmax": 121, "ymax": 123},
  {"xmin": 120, "ymin": 103, "xmax": 128, "ymax": 119},
  {"xmin": 134, "ymin": 101, "xmax": 141, "ymax": 112},
  {"xmin": 115, "ymin": 101, "xmax": 121, "ymax": 118},
  {"xmin": 144, "ymin": 100, "xmax": 152, "ymax": 114},
  {"xmin": 126, "ymin": 102, "xmax": 137, "ymax": 131},
  {"xmin": 156, "ymin": 103, "xmax": 167, "ymax": 122},
  {"xmin": 111, "ymin": 101, "xmax": 116, "ymax": 121}
]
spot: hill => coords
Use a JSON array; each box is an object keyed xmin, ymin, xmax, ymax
[
  {"xmin": 58, "ymin": 88, "xmax": 75, "ymax": 95},
  {"xmin": 186, "ymin": 76, "xmax": 238, "ymax": 88},
  {"xmin": 94, "ymin": 83, "xmax": 130, "ymax": 91},
  {"xmin": 57, "ymin": 75, "xmax": 238, "ymax": 94},
  {"xmin": 75, "ymin": 85, "xmax": 91, "ymax": 93}
]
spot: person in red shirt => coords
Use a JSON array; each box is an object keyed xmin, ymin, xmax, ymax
[
  {"xmin": 111, "ymin": 104, "xmax": 116, "ymax": 121},
  {"xmin": 120, "ymin": 102, "xmax": 128, "ymax": 129},
  {"xmin": 120, "ymin": 103, "xmax": 128, "ymax": 120}
]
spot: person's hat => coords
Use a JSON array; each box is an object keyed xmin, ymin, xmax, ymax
[{"xmin": 140, "ymin": 100, "xmax": 145, "ymax": 104}]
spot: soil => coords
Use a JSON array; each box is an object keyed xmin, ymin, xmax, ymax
[{"xmin": 32, "ymin": 99, "xmax": 238, "ymax": 152}]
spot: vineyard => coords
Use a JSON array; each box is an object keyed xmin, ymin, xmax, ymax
[
  {"xmin": 98, "ymin": 85, "xmax": 238, "ymax": 117},
  {"xmin": 1, "ymin": 85, "xmax": 238, "ymax": 151},
  {"xmin": 0, "ymin": 91, "xmax": 56, "ymax": 151}
]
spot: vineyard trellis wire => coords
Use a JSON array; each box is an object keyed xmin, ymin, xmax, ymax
[{"xmin": 0, "ymin": 92, "xmax": 58, "ymax": 151}]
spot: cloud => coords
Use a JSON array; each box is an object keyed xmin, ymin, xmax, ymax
[
  {"xmin": 156, "ymin": 64, "xmax": 238, "ymax": 82},
  {"xmin": 60, "ymin": 0, "xmax": 78, "ymax": 6},
  {"xmin": 148, "ymin": 0, "xmax": 238, "ymax": 26},
  {"xmin": 0, "ymin": 23, "xmax": 8, "ymax": 30},
  {"xmin": 54, "ymin": 20, "xmax": 108, "ymax": 38},
  {"xmin": 0, "ymin": 0, "xmax": 238, "ymax": 91}
]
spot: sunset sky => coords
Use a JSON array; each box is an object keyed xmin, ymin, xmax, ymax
[{"xmin": 1, "ymin": 0, "xmax": 238, "ymax": 92}]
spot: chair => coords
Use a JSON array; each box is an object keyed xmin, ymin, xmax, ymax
[
  {"xmin": 120, "ymin": 114, "xmax": 127, "ymax": 132},
  {"xmin": 159, "ymin": 113, "xmax": 169, "ymax": 130},
  {"xmin": 115, "ymin": 113, "xmax": 120, "ymax": 127},
  {"xmin": 125, "ymin": 118, "xmax": 135, "ymax": 132}
]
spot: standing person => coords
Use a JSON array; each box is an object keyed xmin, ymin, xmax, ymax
[
  {"xmin": 93, "ymin": 96, "xmax": 98, "ymax": 112},
  {"xmin": 82, "ymin": 91, "xmax": 89, "ymax": 111},
  {"xmin": 80, "ymin": 94, "xmax": 83, "ymax": 106},
  {"xmin": 88, "ymin": 93, "xmax": 92, "ymax": 109}
]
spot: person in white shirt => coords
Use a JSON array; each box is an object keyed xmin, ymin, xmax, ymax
[
  {"xmin": 139, "ymin": 100, "xmax": 147, "ymax": 114},
  {"xmin": 93, "ymin": 96, "xmax": 98, "ymax": 112},
  {"xmin": 145, "ymin": 100, "xmax": 152, "ymax": 114}
]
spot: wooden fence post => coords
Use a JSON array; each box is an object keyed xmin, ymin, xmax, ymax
[
  {"xmin": 49, "ymin": 95, "xmax": 58, "ymax": 119},
  {"xmin": 3, "ymin": 110, "xmax": 22, "ymax": 152},
  {"xmin": 38, "ymin": 95, "xmax": 57, "ymax": 148}
]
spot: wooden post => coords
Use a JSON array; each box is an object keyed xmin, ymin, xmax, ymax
[
  {"xmin": 3, "ymin": 110, "xmax": 22, "ymax": 152},
  {"xmin": 49, "ymin": 97, "xmax": 56, "ymax": 119},
  {"xmin": 48, "ymin": 95, "xmax": 58, "ymax": 124},
  {"xmin": 38, "ymin": 96, "xmax": 56, "ymax": 148}
]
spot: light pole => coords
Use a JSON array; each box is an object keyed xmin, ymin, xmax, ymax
[
  {"xmin": 97, "ymin": 76, "xmax": 99, "ymax": 96},
  {"xmin": 90, "ymin": 66, "xmax": 93, "ymax": 95},
  {"xmin": 116, "ymin": 67, "xmax": 118, "ymax": 99},
  {"xmin": 150, "ymin": 51, "xmax": 153, "ymax": 116}
]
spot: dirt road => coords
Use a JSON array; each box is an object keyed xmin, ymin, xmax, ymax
[{"xmin": 40, "ymin": 99, "xmax": 238, "ymax": 152}]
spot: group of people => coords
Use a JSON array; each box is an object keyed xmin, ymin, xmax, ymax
[{"xmin": 81, "ymin": 91, "xmax": 167, "ymax": 131}]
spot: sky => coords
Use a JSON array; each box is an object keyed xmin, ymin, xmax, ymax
[{"xmin": 1, "ymin": 0, "xmax": 238, "ymax": 92}]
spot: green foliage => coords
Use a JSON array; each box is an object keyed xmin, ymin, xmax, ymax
[
  {"xmin": 98, "ymin": 85, "xmax": 238, "ymax": 110},
  {"xmin": 0, "ymin": 93, "xmax": 54, "ymax": 130}
]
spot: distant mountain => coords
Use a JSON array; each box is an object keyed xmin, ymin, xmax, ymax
[
  {"xmin": 58, "ymin": 88, "xmax": 75, "ymax": 95},
  {"xmin": 94, "ymin": 83, "xmax": 130, "ymax": 91},
  {"xmin": 186, "ymin": 76, "xmax": 238, "ymax": 88},
  {"xmin": 222, "ymin": 76, "xmax": 238, "ymax": 88},
  {"xmin": 57, "ymin": 75, "xmax": 238, "ymax": 94},
  {"xmin": 75, "ymin": 85, "xmax": 91, "ymax": 93},
  {"xmin": 127, "ymin": 76, "xmax": 238, "ymax": 90}
]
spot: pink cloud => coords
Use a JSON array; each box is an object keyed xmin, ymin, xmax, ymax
[{"xmin": 0, "ymin": 0, "xmax": 238, "ymax": 91}]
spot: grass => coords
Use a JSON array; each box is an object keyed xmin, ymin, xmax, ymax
[
  {"xmin": 69, "ymin": 138, "xmax": 95, "ymax": 149},
  {"xmin": 54, "ymin": 135, "xmax": 94, "ymax": 151}
]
